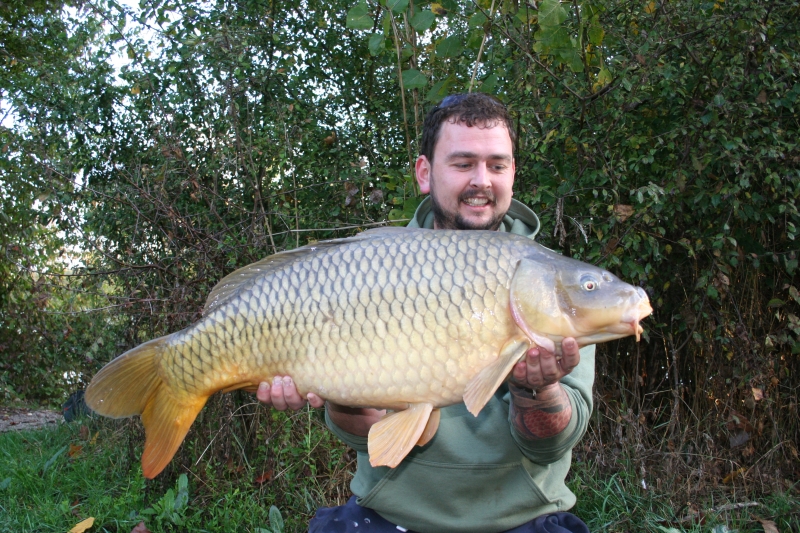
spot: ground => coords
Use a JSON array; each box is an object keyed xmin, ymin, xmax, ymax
[{"xmin": 0, "ymin": 406, "xmax": 61, "ymax": 432}]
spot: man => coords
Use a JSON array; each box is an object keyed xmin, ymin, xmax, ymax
[{"xmin": 258, "ymin": 93, "xmax": 593, "ymax": 533}]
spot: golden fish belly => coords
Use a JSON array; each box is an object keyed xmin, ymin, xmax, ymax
[{"xmin": 162, "ymin": 231, "xmax": 522, "ymax": 408}]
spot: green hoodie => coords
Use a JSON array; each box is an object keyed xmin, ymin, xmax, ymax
[{"xmin": 325, "ymin": 198, "xmax": 595, "ymax": 533}]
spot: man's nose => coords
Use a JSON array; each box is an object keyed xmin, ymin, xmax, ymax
[{"xmin": 470, "ymin": 163, "xmax": 491, "ymax": 188}]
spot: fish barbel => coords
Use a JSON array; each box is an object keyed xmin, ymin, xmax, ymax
[{"xmin": 86, "ymin": 227, "xmax": 652, "ymax": 478}]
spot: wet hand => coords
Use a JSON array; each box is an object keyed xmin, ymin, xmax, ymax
[
  {"xmin": 510, "ymin": 337, "xmax": 580, "ymax": 391},
  {"xmin": 256, "ymin": 376, "xmax": 325, "ymax": 411}
]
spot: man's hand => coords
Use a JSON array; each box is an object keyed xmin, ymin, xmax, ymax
[
  {"xmin": 256, "ymin": 377, "xmax": 325, "ymax": 411},
  {"xmin": 508, "ymin": 337, "xmax": 580, "ymax": 439},
  {"xmin": 510, "ymin": 337, "xmax": 580, "ymax": 391}
]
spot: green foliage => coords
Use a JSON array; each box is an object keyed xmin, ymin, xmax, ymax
[
  {"xmin": 0, "ymin": 0, "xmax": 798, "ymax": 520},
  {"xmin": 140, "ymin": 473, "xmax": 190, "ymax": 527}
]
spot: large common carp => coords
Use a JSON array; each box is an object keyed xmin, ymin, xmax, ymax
[{"xmin": 86, "ymin": 227, "xmax": 651, "ymax": 478}]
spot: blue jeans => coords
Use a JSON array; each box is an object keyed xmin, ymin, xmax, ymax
[{"xmin": 308, "ymin": 496, "xmax": 590, "ymax": 533}]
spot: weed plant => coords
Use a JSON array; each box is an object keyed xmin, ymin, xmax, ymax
[{"xmin": 1, "ymin": 398, "xmax": 797, "ymax": 532}]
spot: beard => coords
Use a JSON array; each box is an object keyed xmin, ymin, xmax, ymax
[{"xmin": 429, "ymin": 174, "xmax": 506, "ymax": 231}]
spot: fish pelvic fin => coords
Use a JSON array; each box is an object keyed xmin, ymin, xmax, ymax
[
  {"xmin": 416, "ymin": 408, "xmax": 440, "ymax": 446},
  {"xmin": 85, "ymin": 335, "xmax": 208, "ymax": 479},
  {"xmin": 140, "ymin": 384, "xmax": 207, "ymax": 478},
  {"xmin": 463, "ymin": 336, "xmax": 530, "ymax": 416},
  {"xmin": 368, "ymin": 403, "xmax": 434, "ymax": 468}
]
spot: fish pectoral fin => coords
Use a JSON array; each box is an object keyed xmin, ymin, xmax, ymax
[
  {"xmin": 416, "ymin": 408, "xmax": 440, "ymax": 446},
  {"xmin": 463, "ymin": 336, "xmax": 530, "ymax": 416},
  {"xmin": 368, "ymin": 403, "xmax": 434, "ymax": 468}
]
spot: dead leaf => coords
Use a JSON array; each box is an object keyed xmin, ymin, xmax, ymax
[
  {"xmin": 614, "ymin": 204, "xmax": 634, "ymax": 222},
  {"xmin": 756, "ymin": 90, "xmax": 767, "ymax": 104},
  {"xmin": 722, "ymin": 467, "xmax": 747, "ymax": 484},
  {"xmin": 69, "ymin": 517, "xmax": 94, "ymax": 533},
  {"xmin": 255, "ymin": 470, "xmax": 273, "ymax": 484},
  {"xmin": 130, "ymin": 521, "xmax": 152, "ymax": 533},
  {"xmin": 758, "ymin": 519, "xmax": 779, "ymax": 533},
  {"xmin": 727, "ymin": 410, "xmax": 753, "ymax": 432},
  {"xmin": 752, "ymin": 387, "xmax": 764, "ymax": 401},
  {"xmin": 68, "ymin": 444, "xmax": 83, "ymax": 458},
  {"xmin": 79, "ymin": 425, "xmax": 89, "ymax": 440}
]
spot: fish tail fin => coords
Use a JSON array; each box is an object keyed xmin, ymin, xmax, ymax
[{"xmin": 85, "ymin": 335, "xmax": 208, "ymax": 478}]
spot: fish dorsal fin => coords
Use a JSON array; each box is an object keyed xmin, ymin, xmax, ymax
[
  {"xmin": 368, "ymin": 402, "xmax": 434, "ymax": 467},
  {"xmin": 463, "ymin": 336, "xmax": 530, "ymax": 416},
  {"xmin": 203, "ymin": 227, "xmax": 413, "ymax": 316},
  {"xmin": 203, "ymin": 249, "xmax": 309, "ymax": 315}
]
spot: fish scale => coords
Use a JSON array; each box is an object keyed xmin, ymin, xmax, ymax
[
  {"xmin": 164, "ymin": 230, "xmax": 513, "ymax": 407},
  {"xmin": 85, "ymin": 227, "xmax": 651, "ymax": 478}
]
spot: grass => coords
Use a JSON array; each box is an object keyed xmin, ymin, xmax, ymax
[
  {"xmin": 1, "ymin": 405, "xmax": 797, "ymax": 533},
  {"xmin": 568, "ymin": 457, "xmax": 799, "ymax": 533}
]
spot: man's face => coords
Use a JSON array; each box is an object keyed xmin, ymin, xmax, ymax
[{"xmin": 416, "ymin": 120, "xmax": 515, "ymax": 231}]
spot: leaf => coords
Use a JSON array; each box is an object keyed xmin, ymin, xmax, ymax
[
  {"xmin": 130, "ymin": 522, "xmax": 151, "ymax": 533},
  {"xmin": 386, "ymin": 0, "xmax": 409, "ymax": 13},
  {"xmin": 68, "ymin": 444, "xmax": 83, "ymax": 457},
  {"xmin": 410, "ymin": 10, "xmax": 435, "ymax": 32},
  {"xmin": 594, "ymin": 67, "xmax": 612, "ymax": 91},
  {"xmin": 269, "ymin": 505, "xmax": 284, "ymax": 533},
  {"xmin": 346, "ymin": 3, "xmax": 373, "ymax": 30},
  {"xmin": 69, "ymin": 517, "xmax": 95, "ymax": 533},
  {"xmin": 368, "ymin": 33, "xmax": 385, "ymax": 56},
  {"xmin": 0, "ymin": 477, "xmax": 10, "ymax": 490},
  {"xmin": 435, "ymin": 35, "xmax": 463, "ymax": 58},
  {"xmin": 538, "ymin": 0, "xmax": 568, "ymax": 27},
  {"xmin": 387, "ymin": 0, "xmax": 409, "ymax": 14},
  {"xmin": 789, "ymin": 285, "xmax": 800, "ymax": 304},
  {"xmin": 645, "ymin": 1, "xmax": 657, "ymax": 14},
  {"xmin": 479, "ymin": 73, "xmax": 498, "ymax": 93},
  {"xmin": 588, "ymin": 23, "xmax": 604, "ymax": 45},
  {"xmin": 759, "ymin": 519, "xmax": 779, "ymax": 533},
  {"xmin": 534, "ymin": 25, "xmax": 570, "ymax": 54},
  {"xmin": 427, "ymin": 79, "xmax": 452, "ymax": 102},
  {"xmin": 430, "ymin": 3, "xmax": 448, "ymax": 16},
  {"xmin": 751, "ymin": 387, "xmax": 763, "ymax": 401},
  {"xmin": 254, "ymin": 470, "xmax": 273, "ymax": 484},
  {"xmin": 401, "ymin": 69, "xmax": 427, "ymax": 90},
  {"xmin": 722, "ymin": 466, "xmax": 747, "ymax": 483},
  {"xmin": 468, "ymin": 11, "xmax": 488, "ymax": 29},
  {"xmin": 614, "ymin": 204, "xmax": 634, "ymax": 222}
]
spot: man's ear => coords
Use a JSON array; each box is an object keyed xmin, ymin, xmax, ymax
[{"xmin": 415, "ymin": 155, "xmax": 431, "ymax": 194}]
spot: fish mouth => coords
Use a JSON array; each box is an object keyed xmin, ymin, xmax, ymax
[{"xmin": 627, "ymin": 298, "xmax": 653, "ymax": 341}]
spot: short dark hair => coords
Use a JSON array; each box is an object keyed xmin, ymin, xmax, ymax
[{"xmin": 419, "ymin": 93, "xmax": 516, "ymax": 162}]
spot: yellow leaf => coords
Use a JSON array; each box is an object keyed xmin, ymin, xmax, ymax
[
  {"xmin": 722, "ymin": 467, "xmax": 746, "ymax": 484},
  {"xmin": 131, "ymin": 85, "xmax": 141, "ymax": 95},
  {"xmin": 69, "ymin": 517, "xmax": 95, "ymax": 533},
  {"xmin": 430, "ymin": 3, "xmax": 447, "ymax": 15},
  {"xmin": 645, "ymin": 1, "xmax": 656, "ymax": 14}
]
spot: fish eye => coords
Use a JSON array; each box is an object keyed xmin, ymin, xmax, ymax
[{"xmin": 581, "ymin": 276, "xmax": 599, "ymax": 291}]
